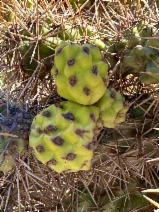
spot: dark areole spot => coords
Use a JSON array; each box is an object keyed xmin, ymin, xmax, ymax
[
  {"xmin": 56, "ymin": 48, "xmax": 62, "ymax": 55},
  {"xmin": 67, "ymin": 58, "xmax": 75, "ymax": 67},
  {"xmin": 92, "ymin": 65, "xmax": 98, "ymax": 75},
  {"xmin": 82, "ymin": 46, "xmax": 90, "ymax": 55},
  {"xmin": 54, "ymin": 103, "xmax": 63, "ymax": 108},
  {"xmin": 65, "ymin": 153, "xmax": 76, "ymax": 160},
  {"xmin": 36, "ymin": 145, "xmax": 45, "ymax": 153},
  {"xmin": 36, "ymin": 128, "xmax": 43, "ymax": 134},
  {"xmin": 83, "ymin": 87, "xmax": 90, "ymax": 96},
  {"xmin": 90, "ymin": 113, "xmax": 95, "ymax": 122},
  {"xmin": 75, "ymin": 129, "xmax": 89, "ymax": 137},
  {"xmin": 69, "ymin": 76, "xmax": 78, "ymax": 86},
  {"xmin": 62, "ymin": 113, "xmax": 75, "ymax": 121},
  {"xmin": 52, "ymin": 136, "xmax": 64, "ymax": 146},
  {"xmin": 110, "ymin": 92, "xmax": 116, "ymax": 99},
  {"xmin": 54, "ymin": 68, "xmax": 58, "ymax": 77},
  {"xmin": 85, "ymin": 142, "xmax": 94, "ymax": 150},
  {"xmin": 11, "ymin": 143, "xmax": 18, "ymax": 152},
  {"xmin": 42, "ymin": 110, "xmax": 51, "ymax": 117},
  {"xmin": 44, "ymin": 125, "xmax": 57, "ymax": 133},
  {"xmin": 47, "ymin": 159, "xmax": 57, "ymax": 166}
]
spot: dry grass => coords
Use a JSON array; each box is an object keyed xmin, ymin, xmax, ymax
[{"xmin": 1, "ymin": 0, "xmax": 159, "ymax": 211}]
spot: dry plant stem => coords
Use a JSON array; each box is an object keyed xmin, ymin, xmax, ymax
[{"xmin": 18, "ymin": 64, "xmax": 41, "ymax": 99}]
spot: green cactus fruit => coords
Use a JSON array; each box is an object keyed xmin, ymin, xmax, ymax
[
  {"xmin": 58, "ymin": 24, "xmax": 104, "ymax": 49},
  {"xmin": 29, "ymin": 101, "xmax": 101, "ymax": 173},
  {"xmin": 95, "ymin": 89, "xmax": 129, "ymax": 128},
  {"xmin": 58, "ymin": 24, "xmax": 80, "ymax": 41},
  {"xmin": 93, "ymin": 39, "xmax": 106, "ymax": 50},
  {"xmin": 52, "ymin": 42, "xmax": 109, "ymax": 105}
]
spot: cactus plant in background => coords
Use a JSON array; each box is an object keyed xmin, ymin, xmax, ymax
[
  {"xmin": 5, "ymin": 23, "xmax": 62, "ymax": 78},
  {"xmin": 2, "ymin": 0, "xmax": 105, "ymax": 80},
  {"xmin": 106, "ymin": 22, "xmax": 159, "ymax": 85}
]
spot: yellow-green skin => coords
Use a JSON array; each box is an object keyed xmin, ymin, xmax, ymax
[
  {"xmin": 0, "ymin": 155, "xmax": 14, "ymax": 174},
  {"xmin": 51, "ymin": 42, "xmax": 108, "ymax": 105},
  {"xmin": 0, "ymin": 138, "xmax": 25, "ymax": 174},
  {"xmin": 29, "ymin": 101, "xmax": 100, "ymax": 173},
  {"xmin": 95, "ymin": 89, "xmax": 129, "ymax": 128}
]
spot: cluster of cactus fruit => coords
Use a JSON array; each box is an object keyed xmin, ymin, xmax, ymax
[
  {"xmin": 6, "ymin": 21, "xmax": 159, "ymax": 174},
  {"xmin": 0, "ymin": 0, "xmax": 129, "ymax": 175},
  {"xmin": 29, "ymin": 42, "xmax": 129, "ymax": 173}
]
